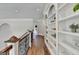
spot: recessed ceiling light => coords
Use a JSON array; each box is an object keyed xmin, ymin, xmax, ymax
[
  {"xmin": 15, "ymin": 9, "xmax": 19, "ymax": 13},
  {"xmin": 36, "ymin": 8, "xmax": 40, "ymax": 11}
]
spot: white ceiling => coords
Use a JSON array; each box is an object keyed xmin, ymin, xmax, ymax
[{"xmin": 0, "ymin": 3, "xmax": 46, "ymax": 19}]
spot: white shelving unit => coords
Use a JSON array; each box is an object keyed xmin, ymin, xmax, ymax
[
  {"xmin": 44, "ymin": 4, "xmax": 57, "ymax": 55},
  {"xmin": 43, "ymin": 3, "xmax": 79, "ymax": 55},
  {"xmin": 58, "ymin": 3, "xmax": 79, "ymax": 55},
  {"xmin": 58, "ymin": 31, "xmax": 79, "ymax": 36},
  {"xmin": 46, "ymin": 37, "xmax": 56, "ymax": 49},
  {"xmin": 59, "ymin": 42, "xmax": 79, "ymax": 55},
  {"xmin": 59, "ymin": 12, "xmax": 79, "ymax": 22}
]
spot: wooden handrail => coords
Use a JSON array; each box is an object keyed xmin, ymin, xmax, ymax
[
  {"xmin": 0, "ymin": 45, "xmax": 12, "ymax": 55},
  {"xmin": 19, "ymin": 31, "xmax": 32, "ymax": 42},
  {"xmin": 19, "ymin": 33, "xmax": 29, "ymax": 42},
  {"xmin": 19, "ymin": 30, "xmax": 33, "ymax": 39},
  {"xmin": 20, "ymin": 32, "xmax": 28, "ymax": 38},
  {"xmin": 5, "ymin": 36, "xmax": 19, "ymax": 43}
]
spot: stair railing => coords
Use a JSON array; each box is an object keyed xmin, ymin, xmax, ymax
[{"xmin": 0, "ymin": 45, "xmax": 12, "ymax": 55}]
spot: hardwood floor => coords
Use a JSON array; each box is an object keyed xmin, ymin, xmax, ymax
[{"xmin": 27, "ymin": 35, "xmax": 50, "ymax": 55}]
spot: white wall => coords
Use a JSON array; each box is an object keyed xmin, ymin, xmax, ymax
[
  {"xmin": 0, "ymin": 18, "xmax": 33, "ymax": 37},
  {"xmin": 0, "ymin": 23, "xmax": 12, "ymax": 48},
  {"xmin": 38, "ymin": 19, "xmax": 46, "ymax": 36},
  {"xmin": 0, "ymin": 18, "xmax": 33, "ymax": 48}
]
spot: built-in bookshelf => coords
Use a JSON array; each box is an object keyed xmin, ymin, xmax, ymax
[
  {"xmin": 58, "ymin": 3, "xmax": 79, "ymax": 55},
  {"xmin": 44, "ymin": 3, "xmax": 79, "ymax": 55},
  {"xmin": 44, "ymin": 4, "xmax": 57, "ymax": 54}
]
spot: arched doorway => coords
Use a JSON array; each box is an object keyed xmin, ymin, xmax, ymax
[{"xmin": 0, "ymin": 23, "xmax": 12, "ymax": 48}]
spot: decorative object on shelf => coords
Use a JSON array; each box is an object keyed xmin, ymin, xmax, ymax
[
  {"xmin": 51, "ymin": 20, "xmax": 55, "ymax": 22},
  {"xmin": 52, "ymin": 28, "xmax": 56, "ymax": 30},
  {"xmin": 45, "ymin": 14, "xmax": 48, "ymax": 19},
  {"xmin": 54, "ymin": 14, "xmax": 56, "ymax": 19},
  {"xmin": 46, "ymin": 40, "xmax": 48, "ymax": 43},
  {"xmin": 46, "ymin": 26, "xmax": 48, "ymax": 29},
  {"xmin": 50, "ymin": 16, "xmax": 56, "ymax": 23},
  {"xmin": 51, "ymin": 19, "xmax": 55, "ymax": 22},
  {"xmin": 51, "ymin": 33, "xmax": 56, "ymax": 38},
  {"xmin": 73, "ymin": 3, "xmax": 79, "ymax": 12},
  {"xmin": 54, "ymin": 16, "xmax": 56, "ymax": 20},
  {"xmin": 46, "ymin": 31, "xmax": 48, "ymax": 34},
  {"xmin": 69, "ymin": 23, "xmax": 79, "ymax": 32}
]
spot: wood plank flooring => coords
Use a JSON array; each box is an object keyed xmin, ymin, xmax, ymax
[{"xmin": 27, "ymin": 35, "xmax": 50, "ymax": 55}]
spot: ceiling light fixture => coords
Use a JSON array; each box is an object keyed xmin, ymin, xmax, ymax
[
  {"xmin": 36, "ymin": 8, "xmax": 40, "ymax": 11},
  {"xmin": 15, "ymin": 9, "xmax": 19, "ymax": 13}
]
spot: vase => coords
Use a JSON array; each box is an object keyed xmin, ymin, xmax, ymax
[
  {"xmin": 71, "ymin": 29, "xmax": 76, "ymax": 32},
  {"xmin": 76, "ymin": 28, "xmax": 79, "ymax": 33}
]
